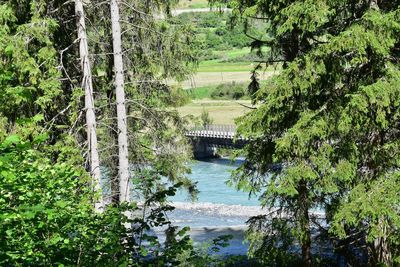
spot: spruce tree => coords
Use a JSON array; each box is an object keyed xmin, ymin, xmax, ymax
[{"xmin": 216, "ymin": 0, "xmax": 400, "ymax": 265}]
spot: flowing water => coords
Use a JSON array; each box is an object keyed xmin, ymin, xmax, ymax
[
  {"xmin": 166, "ymin": 158, "xmax": 264, "ymax": 254},
  {"xmin": 172, "ymin": 158, "xmax": 258, "ymax": 205},
  {"xmin": 169, "ymin": 158, "xmax": 262, "ymax": 228},
  {"xmin": 163, "ymin": 158, "xmax": 335, "ymax": 260}
]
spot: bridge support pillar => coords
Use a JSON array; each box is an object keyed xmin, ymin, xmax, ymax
[{"xmin": 192, "ymin": 139, "xmax": 217, "ymax": 159}]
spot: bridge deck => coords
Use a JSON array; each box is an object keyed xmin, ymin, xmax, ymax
[
  {"xmin": 185, "ymin": 125, "xmax": 247, "ymax": 157},
  {"xmin": 186, "ymin": 130, "xmax": 238, "ymax": 139},
  {"xmin": 185, "ymin": 124, "xmax": 247, "ymax": 148},
  {"xmin": 186, "ymin": 125, "xmax": 245, "ymax": 140}
]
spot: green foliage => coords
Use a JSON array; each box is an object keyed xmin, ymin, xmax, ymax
[
  {"xmin": 82, "ymin": 1, "xmax": 199, "ymax": 198},
  {"xmin": 171, "ymin": 86, "xmax": 192, "ymax": 107},
  {"xmin": 0, "ymin": 135, "xmax": 197, "ymax": 266},
  {"xmin": 0, "ymin": 136, "xmax": 89, "ymax": 265},
  {"xmin": 188, "ymin": 82, "xmax": 249, "ymax": 100},
  {"xmin": 0, "ymin": 1, "xmax": 61, "ymax": 125},
  {"xmin": 201, "ymin": 108, "xmax": 214, "ymax": 127},
  {"xmin": 188, "ymin": 86, "xmax": 215, "ymax": 99},
  {"xmin": 170, "ymin": 11, "xmax": 253, "ymax": 60},
  {"xmin": 0, "ymin": 1, "xmax": 203, "ymax": 266},
  {"xmin": 218, "ymin": 0, "xmax": 400, "ymax": 265},
  {"xmin": 210, "ymin": 82, "xmax": 247, "ymax": 100},
  {"xmin": 246, "ymin": 217, "xmax": 302, "ymax": 266},
  {"xmin": 176, "ymin": 234, "xmax": 265, "ymax": 267}
]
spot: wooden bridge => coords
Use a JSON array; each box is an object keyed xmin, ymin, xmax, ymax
[{"xmin": 185, "ymin": 125, "xmax": 248, "ymax": 158}]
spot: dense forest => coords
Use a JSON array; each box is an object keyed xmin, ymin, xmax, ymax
[
  {"xmin": 171, "ymin": 12, "xmax": 252, "ymax": 58},
  {"xmin": 0, "ymin": 0, "xmax": 198, "ymax": 265},
  {"xmin": 1, "ymin": 0, "xmax": 400, "ymax": 266}
]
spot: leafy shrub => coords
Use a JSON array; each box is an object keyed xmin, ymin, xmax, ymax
[
  {"xmin": 215, "ymin": 27, "xmax": 228, "ymax": 36},
  {"xmin": 0, "ymin": 135, "xmax": 95, "ymax": 265},
  {"xmin": 201, "ymin": 108, "xmax": 214, "ymax": 127},
  {"xmin": 199, "ymin": 51, "xmax": 224, "ymax": 61},
  {"xmin": 173, "ymin": 12, "xmax": 252, "ymax": 51},
  {"xmin": 205, "ymin": 31, "xmax": 229, "ymax": 50},
  {"xmin": 224, "ymin": 27, "xmax": 252, "ymax": 48},
  {"xmin": 174, "ymin": 12, "xmax": 225, "ymax": 29},
  {"xmin": 0, "ymin": 135, "xmax": 194, "ymax": 266},
  {"xmin": 211, "ymin": 82, "xmax": 247, "ymax": 100},
  {"xmin": 220, "ymin": 53, "xmax": 264, "ymax": 63}
]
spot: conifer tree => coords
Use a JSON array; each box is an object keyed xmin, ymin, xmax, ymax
[
  {"xmin": 0, "ymin": 1, "xmax": 198, "ymax": 264},
  {"xmin": 216, "ymin": 0, "xmax": 400, "ymax": 265}
]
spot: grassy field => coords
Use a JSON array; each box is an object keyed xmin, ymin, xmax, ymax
[
  {"xmin": 186, "ymin": 85, "xmax": 214, "ymax": 99},
  {"xmin": 170, "ymin": 47, "xmax": 280, "ymax": 88},
  {"xmin": 174, "ymin": 70, "xmax": 277, "ymax": 88},
  {"xmin": 198, "ymin": 61, "xmax": 255, "ymax": 72},
  {"xmin": 176, "ymin": 0, "xmax": 209, "ymax": 9},
  {"xmin": 198, "ymin": 48, "xmax": 276, "ymax": 72},
  {"xmin": 225, "ymin": 48, "xmax": 252, "ymax": 57},
  {"xmin": 199, "ymin": 48, "xmax": 257, "ymax": 72},
  {"xmin": 213, "ymin": 47, "xmax": 252, "ymax": 58},
  {"xmin": 186, "ymin": 80, "xmax": 270, "ymax": 100},
  {"xmin": 211, "ymin": 47, "xmax": 271, "ymax": 59},
  {"xmin": 177, "ymin": 100, "xmax": 254, "ymax": 125}
]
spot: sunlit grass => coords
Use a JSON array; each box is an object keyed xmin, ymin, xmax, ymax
[
  {"xmin": 177, "ymin": 100, "xmax": 253, "ymax": 125},
  {"xmin": 198, "ymin": 48, "xmax": 276, "ymax": 72},
  {"xmin": 198, "ymin": 61, "xmax": 255, "ymax": 72},
  {"xmin": 186, "ymin": 86, "xmax": 214, "ymax": 99},
  {"xmin": 212, "ymin": 47, "xmax": 252, "ymax": 58},
  {"xmin": 176, "ymin": 0, "xmax": 209, "ymax": 9}
]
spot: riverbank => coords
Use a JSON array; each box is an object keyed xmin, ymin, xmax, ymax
[{"xmin": 189, "ymin": 225, "xmax": 247, "ymax": 255}]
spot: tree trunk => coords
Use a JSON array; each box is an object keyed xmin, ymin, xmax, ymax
[
  {"xmin": 110, "ymin": 0, "xmax": 130, "ymax": 204},
  {"xmin": 369, "ymin": 217, "xmax": 392, "ymax": 266},
  {"xmin": 75, "ymin": 0, "xmax": 103, "ymax": 211},
  {"xmin": 299, "ymin": 181, "xmax": 312, "ymax": 267}
]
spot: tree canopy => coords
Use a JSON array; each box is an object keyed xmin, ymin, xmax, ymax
[
  {"xmin": 0, "ymin": 0, "xmax": 199, "ymax": 265},
  {"xmin": 215, "ymin": 0, "xmax": 400, "ymax": 265},
  {"xmin": 1, "ymin": 0, "xmax": 400, "ymax": 265}
]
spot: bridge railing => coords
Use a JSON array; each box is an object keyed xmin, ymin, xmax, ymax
[
  {"xmin": 186, "ymin": 124, "xmax": 246, "ymax": 140},
  {"xmin": 189, "ymin": 124, "xmax": 236, "ymax": 132}
]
